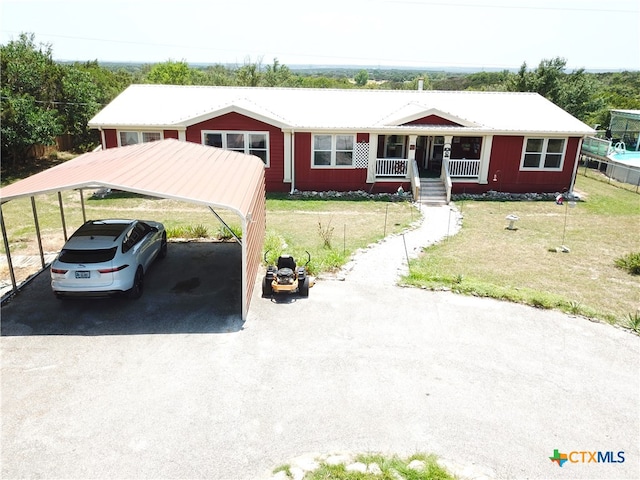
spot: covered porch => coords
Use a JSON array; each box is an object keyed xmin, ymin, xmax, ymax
[{"xmin": 365, "ymin": 133, "xmax": 491, "ymax": 182}]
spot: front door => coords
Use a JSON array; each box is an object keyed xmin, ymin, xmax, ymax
[{"xmin": 416, "ymin": 136, "xmax": 444, "ymax": 177}]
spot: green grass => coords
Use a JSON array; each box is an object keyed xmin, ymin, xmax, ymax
[
  {"xmin": 403, "ymin": 175, "xmax": 640, "ymax": 327},
  {"xmin": 273, "ymin": 453, "xmax": 454, "ymax": 480},
  {"xmin": 0, "ymin": 190, "xmax": 416, "ymax": 282}
]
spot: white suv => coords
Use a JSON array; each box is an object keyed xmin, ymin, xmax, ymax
[{"xmin": 50, "ymin": 219, "xmax": 167, "ymax": 299}]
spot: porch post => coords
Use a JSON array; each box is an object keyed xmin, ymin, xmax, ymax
[
  {"xmin": 283, "ymin": 130, "xmax": 292, "ymax": 183},
  {"xmin": 408, "ymin": 135, "xmax": 417, "ymax": 161},
  {"xmin": 478, "ymin": 136, "xmax": 493, "ymax": 184},
  {"xmin": 367, "ymin": 133, "xmax": 378, "ymax": 183},
  {"xmin": 443, "ymin": 135, "xmax": 453, "ymax": 160}
]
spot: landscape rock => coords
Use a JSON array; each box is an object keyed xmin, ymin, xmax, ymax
[{"xmin": 345, "ymin": 461, "xmax": 367, "ymax": 473}]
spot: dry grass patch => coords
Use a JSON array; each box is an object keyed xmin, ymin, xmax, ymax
[{"xmin": 404, "ymin": 175, "xmax": 639, "ymax": 326}]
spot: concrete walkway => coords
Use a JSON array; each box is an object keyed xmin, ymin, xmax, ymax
[{"xmin": 339, "ymin": 204, "xmax": 461, "ymax": 286}]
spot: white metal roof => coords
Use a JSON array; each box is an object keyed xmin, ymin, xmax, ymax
[{"xmin": 89, "ymin": 85, "xmax": 594, "ymax": 135}]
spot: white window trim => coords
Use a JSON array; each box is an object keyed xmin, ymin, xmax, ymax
[
  {"xmin": 201, "ymin": 130, "xmax": 270, "ymax": 167},
  {"xmin": 311, "ymin": 134, "xmax": 356, "ymax": 169},
  {"xmin": 519, "ymin": 137, "xmax": 567, "ymax": 171},
  {"xmin": 117, "ymin": 130, "xmax": 164, "ymax": 147}
]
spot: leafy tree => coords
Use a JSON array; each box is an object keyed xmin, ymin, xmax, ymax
[
  {"xmin": 145, "ymin": 59, "xmax": 195, "ymax": 85},
  {"xmin": 264, "ymin": 58, "xmax": 292, "ymax": 87},
  {"xmin": 508, "ymin": 57, "xmax": 600, "ymax": 121},
  {"xmin": 236, "ymin": 58, "xmax": 263, "ymax": 86},
  {"xmin": 201, "ymin": 64, "xmax": 234, "ymax": 86},
  {"xmin": 354, "ymin": 69, "xmax": 369, "ymax": 87},
  {"xmin": 59, "ymin": 65, "xmax": 102, "ymax": 149},
  {"xmin": 76, "ymin": 60, "xmax": 133, "ymax": 103},
  {"xmin": 1, "ymin": 33, "xmax": 64, "ymax": 167}
]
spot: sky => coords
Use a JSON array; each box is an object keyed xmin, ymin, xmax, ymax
[{"xmin": 1, "ymin": 0, "xmax": 639, "ymax": 71}]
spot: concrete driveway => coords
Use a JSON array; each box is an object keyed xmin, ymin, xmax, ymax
[{"xmin": 1, "ymin": 207, "xmax": 638, "ymax": 479}]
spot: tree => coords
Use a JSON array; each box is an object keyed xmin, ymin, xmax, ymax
[
  {"xmin": 235, "ymin": 58, "xmax": 263, "ymax": 86},
  {"xmin": 145, "ymin": 60, "xmax": 195, "ymax": 85},
  {"xmin": 59, "ymin": 65, "xmax": 102, "ymax": 149},
  {"xmin": 508, "ymin": 57, "xmax": 599, "ymax": 122},
  {"xmin": 1, "ymin": 33, "xmax": 64, "ymax": 167},
  {"xmin": 264, "ymin": 58, "xmax": 292, "ymax": 87},
  {"xmin": 354, "ymin": 69, "xmax": 369, "ymax": 87}
]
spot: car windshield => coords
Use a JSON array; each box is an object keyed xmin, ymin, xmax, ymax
[{"xmin": 59, "ymin": 247, "xmax": 118, "ymax": 264}]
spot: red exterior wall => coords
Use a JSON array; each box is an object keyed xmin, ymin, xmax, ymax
[
  {"xmin": 163, "ymin": 130, "xmax": 179, "ymax": 140},
  {"xmin": 404, "ymin": 115, "xmax": 461, "ymax": 126},
  {"xmin": 293, "ymin": 133, "xmax": 368, "ymax": 191},
  {"xmin": 452, "ymin": 136, "xmax": 580, "ymax": 194},
  {"xmin": 186, "ymin": 113, "xmax": 287, "ymax": 192}
]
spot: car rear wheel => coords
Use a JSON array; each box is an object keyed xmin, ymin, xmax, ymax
[{"xmin": 128, "ymin": 267, "xmax": 144, "ymax": 299}]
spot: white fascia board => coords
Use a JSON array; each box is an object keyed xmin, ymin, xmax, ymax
[
  {"xmin": 292, "ymin": 126, "xmax": 594, "ymax": 137},
  {"xmin": 88, "ymin": 123, "xmax": 187, "ymax": 132}
]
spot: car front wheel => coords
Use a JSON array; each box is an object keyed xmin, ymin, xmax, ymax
[
  {"xmin": 128, "ymin": 267, "xmax": 144, "ymax": 299},
  {"xmin": 158, "ymin": 232, "xmax": 167, "ymax": 259}
]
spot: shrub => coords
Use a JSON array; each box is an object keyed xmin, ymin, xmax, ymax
[
  {"xmin": 614, "ymin": 252, "xmax": 640, "ymax": 275},
  {"xmin": 626, "ymin": 312, "xmax": 640, "ymax": 333},
  {"xmin": 216, "ymin": 224, "xmax": 242, "ymax": 241},
  {"xmin": 166, "ymin": 224, "xmax": 209, "ymax": 239},
  {"xmin": 186, "ymin": 224, "xmax": 208, "ymax": 238}
]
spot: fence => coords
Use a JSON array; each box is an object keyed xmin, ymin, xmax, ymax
[{"xmin": 579, "ymin": 156, "xmax": 640, "ymax": 193}]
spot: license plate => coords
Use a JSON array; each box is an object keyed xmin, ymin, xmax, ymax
[{"xmin": 75, "ymin": 271, "xmax": 90, "ymax": 279}]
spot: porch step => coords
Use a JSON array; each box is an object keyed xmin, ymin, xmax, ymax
[{"xmin": 419, "ymin": 178, "xmax": 448, "ymax": 205}]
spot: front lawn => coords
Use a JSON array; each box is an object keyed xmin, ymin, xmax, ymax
[{"xmin": 403, "ymin": 175, "xmax": 639, "ymax": 327}]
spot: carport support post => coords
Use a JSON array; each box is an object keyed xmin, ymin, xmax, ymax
[
  {"xmin": 31, "ymin": 196, "xmax": 46, "ymax": 269},
  {"xmin": 79, "ymin": 189, "xmax": 87, "ymax": 223},
  {"xmin": 57, "ymin": 191, "xmax": 68, "ymax": 241},
  {"xmin": 0, "ymin": 205, "xmax": 18, "ymax": 293}
]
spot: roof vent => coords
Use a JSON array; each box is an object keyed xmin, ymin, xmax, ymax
[{"xmin": 418, "ymin": 78, "xmax": 424, "ymax": 91}]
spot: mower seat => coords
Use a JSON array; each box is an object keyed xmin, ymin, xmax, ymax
[{"xmin": 277, "ymin": 255, "xmax": 296, "ymax": 271}]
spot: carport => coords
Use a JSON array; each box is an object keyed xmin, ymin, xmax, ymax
[{"xmin": 0, "ymin": 139, "xmax": 266, "ymax": 320}]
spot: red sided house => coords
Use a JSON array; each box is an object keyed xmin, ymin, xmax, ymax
[{"xmin": 88, "ymin": 85, "xmax": 594, "ymax": 199}]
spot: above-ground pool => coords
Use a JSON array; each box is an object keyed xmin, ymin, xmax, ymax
[{"xmin": 606, "ymin": 150, "xmax": 640, "ymax": 186}]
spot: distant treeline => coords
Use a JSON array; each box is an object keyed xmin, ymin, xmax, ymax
[{"xmin": 3, "ymin": 33, "xmax": 639, "ymax": 169}]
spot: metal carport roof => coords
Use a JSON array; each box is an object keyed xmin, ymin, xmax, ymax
[{"xmin": 0, "ymin": 139, "xmax": 266, "ymax": 320}]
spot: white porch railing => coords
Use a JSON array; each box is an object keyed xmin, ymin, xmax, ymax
[
  {"xmin": 448, "ymin": 159, "xmax": 480, "ymax": 178},
  {"xmin": 376, "ymin": 158, "xmax": 409, "ymax": 177},
  {"xmin": 410, "ymin": 159, "xmax": 420, "ymax": 200}
]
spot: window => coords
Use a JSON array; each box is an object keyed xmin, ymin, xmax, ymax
[
  {"xmin": 521, "ymin": 138, "xmax": 566, "ymax": 170},
  {"xmin": 122, "ymin": 222, "xmax": 151, "ymax": 253},
  {"xmin": 312, "ymin": 134, "xmax": 355, "ymax": 167},
  {"xmin": 119, "ymin": 131, "xmax": 162, "ymax": 146},
  {"xmin": 202, "ymin": 131, "xmax": 269, "ymax": 165},
  {"xmin": 384, "ymin": 135, "xmax": 406, "ymax": 158},
  {"xmin": 451, "ymin": 136, "xmax": 482, "ymax": 160}
]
